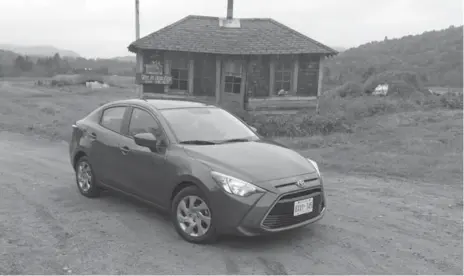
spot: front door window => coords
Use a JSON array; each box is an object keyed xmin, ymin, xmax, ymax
[
  {"xmin": 224, "ymin": 60, "xmax": 242, "ymax": 94},
  {"xmin": 128, "ymin": 108, "xmax": 165, "ymax": 144}
]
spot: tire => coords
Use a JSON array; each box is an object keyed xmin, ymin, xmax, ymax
[
  {"xmin": 75, "ymin": 156, "xmax": 101, "ymax": 198},
  {"xmin": 171, "ymin": 185, "xmax": 217, "ymax": 244}
]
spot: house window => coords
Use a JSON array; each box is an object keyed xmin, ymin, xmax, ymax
[
  {"xmin": 170, "ymin": 57, "xmax": 188, "ymax": 91},
  {"xmin": 275, "ymin": 59, "xmax": 292, "ymax": 92},
  {"xmin": 224, "ymin": 60, "xmax": 242, "ymax": 94}
]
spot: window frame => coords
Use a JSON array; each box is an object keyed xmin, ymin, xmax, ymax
[
  {"xmin": 169, "ymin": 57, "xmax": 189, "ymax": 91},
  {"xmin": 223, "ymin": 60, "xmax": 243, "ymax": 94},
  {"xmin": 98, "ymin": 105, "xmax": 129, "ymax": 135},
  {"xmin": 274, "ymin": 59, "xmax": 293, "ymax": 92},
  {"xmin": 124, "ymin": 106, "xmax": 171, "ymax": 146}
]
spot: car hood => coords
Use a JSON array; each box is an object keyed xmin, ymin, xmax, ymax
[{"xmin": 182, "ymin": 140, "xmax": 316, "ymax": 184}]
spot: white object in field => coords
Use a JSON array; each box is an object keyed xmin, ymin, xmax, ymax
[
  {"xmin": 373, "ymin": 83, "xmax": 389, "ymax": 96},
  {"xmin": 277, "ymin": 89, "xmax": 288, "ymax": 96},
  {"xmin": 86, "ymin": 81, "xmax": 108, "ymax": 89}
]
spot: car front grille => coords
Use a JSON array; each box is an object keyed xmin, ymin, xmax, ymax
[{"xmin": 261, "ymin": 187, "xmax": 324, "ymax": 230}]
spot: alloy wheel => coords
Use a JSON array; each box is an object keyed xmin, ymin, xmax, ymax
[
  {"xmin": 176, "ymin": 195, "xmax": 212, "ymax": 237},
  {"xmin": 77, "ymin": 161, "xmax": 92, "ymax": 193}
]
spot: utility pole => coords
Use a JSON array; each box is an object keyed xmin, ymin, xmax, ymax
[
  {"xmin": 135, "ymin": 0, "xmax": 140, "ymax": 40},
  {"xmin": 135, "ymin": 0, "xmax": 143, "ymax": 98}
]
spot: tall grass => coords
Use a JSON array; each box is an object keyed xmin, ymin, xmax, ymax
[{"xmin": 243, "ymin": 92, "xmax": 462, "ymax": 138}]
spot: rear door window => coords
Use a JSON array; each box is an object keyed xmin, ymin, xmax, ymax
[{"xmin": 100, "ymin": 106, "xmax": 126, "ymax": 134}]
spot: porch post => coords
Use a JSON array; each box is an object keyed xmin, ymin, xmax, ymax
[
  {"xmin": 269, "ymin": 56, "xmax": 276, "ymax": 96},
  {"xmin": 136, "ymin": 49, "xmax": 144, "ymax": 97},
  {"xmin": 215, "ymin": 55, "xmax": 221, "ymax": 105},
  {"xmin": 163, "ymin": 52, "xmax": 170, "ymax": 93},
  {"xmin": 316, "ymin": 55, "xmax": 325, "ymax": 114},
  {"xmin": 292, "ymin": 55, "xmax": 299, "ymax": 95},
  {"xmin": 239, "ymin": 57, "xmax": 248, "ymax": 110},
  {"xmin": 188, "ymin": 56, "xmax": 194, "ymax": 95}
]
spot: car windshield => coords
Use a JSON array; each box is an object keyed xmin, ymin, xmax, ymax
[{"xmin": 161, "ymin": 107, "xmax": 257, "ymax": 144}]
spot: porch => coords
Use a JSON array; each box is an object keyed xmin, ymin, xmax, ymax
[{"xmin": 137, "ymin": 50, "xmax": 323, "ymax": 110}]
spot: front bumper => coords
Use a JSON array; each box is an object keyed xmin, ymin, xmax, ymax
[{"xmin": 209, "ymin": 173, "xmax": 327, "ymax": 236}]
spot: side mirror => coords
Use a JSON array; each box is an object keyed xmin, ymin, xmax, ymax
[{"xmin": 134, "ymin": 132, "xmax": 158, "ymax": 150}]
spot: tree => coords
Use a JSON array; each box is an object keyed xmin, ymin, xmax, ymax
[
  {"xmin": 14, "ymin": 55, "xmax": 33, "ymax": 72},
  {"xmin": 324, "ymin": 26, "xmax": 463, "ymax": 87}
]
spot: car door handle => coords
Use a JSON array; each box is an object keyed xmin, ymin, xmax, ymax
[
  {"xmin": 88, "ymin": 132, "xmax": 97, "ymax": 139},
  {"xmin": 119, "ymin": 146, "xmax": 130, "ymax": 155}
]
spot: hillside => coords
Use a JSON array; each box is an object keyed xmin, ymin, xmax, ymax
[
  {"xmin": 323, "ymin": 25, "xmax": 463, "ymax": 88},
  {"xmin": 0, "ymin": 49, "xmax": 19, "ymax": 65},
  {"xmin": 332, "ymin": 46, "xmax": 347, "ymax": 52},
  {"xmin": 0, "ymin": 48, "xmax": 135, "ymax": 77},
  {"xmin": 0, "ymin": 44, "xmax": 80, "ymax": 58},
  {"xmin": 112, "ymin": 56, "xmax": 136, "ymax": 62}
]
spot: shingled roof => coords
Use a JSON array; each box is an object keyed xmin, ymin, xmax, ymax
[{"xmin": 128, "ymin": 15, "xmax": 337, "ymax": 56}]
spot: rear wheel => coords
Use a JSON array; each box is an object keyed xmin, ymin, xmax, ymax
[
  {"xmin": 75, "ymin": 156, "xmax": 100, "ymax": 198},
  {"xmin": 171, "ymin": 186, "xmax": 217, "ymax": 244}
]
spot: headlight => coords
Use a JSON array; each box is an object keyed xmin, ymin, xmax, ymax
[
  {"xmin": 306, "ymin": 158, "xmax": 321, "ymax": 176},
  {"xmin": 211, "ymin": 171, "xmax": 264, "ymax": 197}
]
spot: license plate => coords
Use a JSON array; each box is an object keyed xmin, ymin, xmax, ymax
[{"xmin": 293, "ymin": 198, "xmax": 313, "ymax": 216}]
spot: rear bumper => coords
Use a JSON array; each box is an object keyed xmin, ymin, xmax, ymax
[{"xmin": 210, "ymin": 175, "xmax": 327, "ymax": 237}]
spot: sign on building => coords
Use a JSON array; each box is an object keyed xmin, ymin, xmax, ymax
[
  {"xmin": 145, "ymin": 62, "xmax": 164, "ymax": 75},
  {"xmin": 140, "ymin": 74, "xmax": 173, "ymax": 85}
]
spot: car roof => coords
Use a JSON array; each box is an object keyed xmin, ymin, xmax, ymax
[{"xmin": 108, "ymin": 98, "xmax": 216, "ymax": 110}]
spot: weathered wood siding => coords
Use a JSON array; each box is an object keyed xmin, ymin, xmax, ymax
[
  {"xmin": 246, "ymin": 56, "xmax": 271, "ymax": 98},
  {"xmin": 193, "ymin": 53, "xmax": 216, "ymax": 96}
]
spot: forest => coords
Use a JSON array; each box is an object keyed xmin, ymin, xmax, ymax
[{"xmin": 323, "ymin": 25, "xmax": 463, "ymax": 88}]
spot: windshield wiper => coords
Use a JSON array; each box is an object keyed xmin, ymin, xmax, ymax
[
  {"xmin": 179, "ymin": 140, "xmax": 217, "ymax": 145},
  {"xmin": 218, "ymin": 138, "xmax": 251, "ymax": 144}
]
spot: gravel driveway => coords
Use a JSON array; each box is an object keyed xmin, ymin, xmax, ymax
[{"xmin": 0, "ymin": 131, "xmax": 462, "ymax": 274}]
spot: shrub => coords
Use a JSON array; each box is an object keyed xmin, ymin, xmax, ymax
[
  {"xmin": 228, "ymin": 83, "xmax": 461, "ymax": 138},
  {"xmin": 440, "ymin": 93, "xmax": 463, "ymax": 109},
  {"xmin": 244, "ymin": 112, "xmax": 352, "ymax": 137},
  {"xmin": 323, "ymin": 81, "xmax": 365, "ymax": 98},
  {"xmin": 363, "ymin": 70, "xmax": 426, "ymax": 96},
  {"xmin": 52, "ymin": 74, "xmax": 105, "ymax": 86}
]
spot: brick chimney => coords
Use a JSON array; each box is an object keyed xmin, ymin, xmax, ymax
[{"xmin": 227, "ymin": 0, "xmax": 233, "ymax": 19}]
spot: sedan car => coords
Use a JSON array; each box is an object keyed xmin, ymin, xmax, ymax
[{"xmin": 69, "ymin": 98, "xmax": 327, "ymax": 244}]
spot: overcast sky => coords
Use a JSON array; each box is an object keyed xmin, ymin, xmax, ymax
[{"xmin": 0, "ymin": 0, "xmax": 462, "ymax": 58}]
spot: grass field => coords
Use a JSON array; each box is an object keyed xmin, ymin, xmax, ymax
[
  {"xmin": 0, "ymin": 77, "xmax": 462, "ymax": 187},
  {"xmin": 277, "ymin": 109, "xmax": 463, "ymax": 185}
]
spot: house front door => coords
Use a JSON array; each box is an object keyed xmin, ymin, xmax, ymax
[{"xmin": 220, "ymin": 59, "xmax": 246, "ymax": 111}]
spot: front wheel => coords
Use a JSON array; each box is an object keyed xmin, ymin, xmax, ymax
[
  {"xmin": 75, "ymin": 156, "xmax": 101, "ymax": 198},
  {"xmin": 171, "ymin": 186, "xmax": 217, "ymax": 244}
]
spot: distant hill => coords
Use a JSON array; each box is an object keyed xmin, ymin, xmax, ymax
[
  {"xmin": 0, "ymin": 44, "xmax": 80, "ymax": 58},
  {"xmin": 64, "ymin": 57, "xmax": 135, "ymax": 75},
  {"xmin": 324, "ymin": 26, "xmax": 463, "ymax": 88},
  {"xmin": 0, "ymin": 49, "xmax": 19, "ymax": 65},
  {"xmin": 112, "ymin": 55, "xmax": 136, "ymax": 62},
  {"xmin": 0, "ymin": 48, "xmax": 135, "ymax": 77},
  {"xmin": 332, "ymin": 46, "xmax": 347, "ymax": 52}
]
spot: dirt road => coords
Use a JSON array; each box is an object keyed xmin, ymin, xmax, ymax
[{"xmin": 0, "ymin": 131, "xmax": 462, "ymax": 274}]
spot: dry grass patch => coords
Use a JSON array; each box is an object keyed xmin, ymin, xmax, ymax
[{"xmin": 277, "ymin": 110, "xmax": 463, "ymax": 185}]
